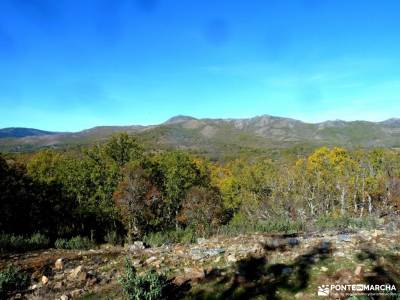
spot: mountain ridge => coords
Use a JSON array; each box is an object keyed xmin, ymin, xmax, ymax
[{"xmin": 1, "ymin": 114, "xmax": 400, "ymax": 155}]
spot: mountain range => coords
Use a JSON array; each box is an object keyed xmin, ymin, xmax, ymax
[{"xmin": 1, "ymin": 115, "xmax": 400, "ymax": 157}]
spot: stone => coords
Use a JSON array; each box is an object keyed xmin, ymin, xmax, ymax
[
  {"xmin": 173, "ymin": 275, "xmax": 188, "ymax": 285},
  {"xmin": 334, "ymin": 251, "xmax": 345, "ymax": 257},
  {"xmin": 55, "ymin": 258, "xmax": 64, "ymax": 270},
  {"xmin": 127, "ymin": 241, "xmax": 146, "ymax": 252},
  {"xmin": 295, "ymin": 292, "xmax": 304, "ymax": 299},
  {"xmin": 282, "ymin": 267, "xmax": 292, "ymax": 275},
  {"xmin": 321, "ymin": 266, "xmax": 329, "ymax": 272},
  {"xmin": 338, "ymin": 234, "xmax": 352, "ymax": 242},
  {"xmin": 197, "ymin": 238, "xmax": 207, "ymax": 244},
  {"xmin": 68, "ymin": 265, "xmax": 87, "ymax": 281},
  {"xmin": 191, "ymin": 248, "xmax": 225, "ymax": 259},
  {"xmin": 354, "ymin": 265, "xmax": 363, "ymax": 276},
  {"xmin": 54, "ymin": 281, "xmax": 65, "ymax": 289},
  {"xmin": 226, "ymin": 254, "xmax": 237, "ymax": 263},
  {"xmin": 145, "ymin": 256, "xmax": 158, "ymax": 265},
  {"xmin": 183, "ymin": 267, "xmax": 205, "ymax": 281},
  {"xmin": 132, "ymin": 259, "xmax": 142, "ymax": 267},
  {"xmin": 60, "ymin": 295, "xmax": 69, "ymax": 300},
  {"xmin": 372, "ymin": 229, "xmax": 384, "ymax": 238},
  {"xmin": 41, "ymin": 275, "xmax": 49, "ymax": 285},
  {"xmin": 214, "ymin": 256, "xmax": 221, "ymax": 263},
  {"xmin": 287, "ymin": 237, "xmax": 300, "ymax": 247},
  {"xmin": 71, "ymin": 289, "xmax": 84, "ymax": 298}
]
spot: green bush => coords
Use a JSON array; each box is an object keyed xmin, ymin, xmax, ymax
[
  {"xmin": 143, "ymin": 227, "xmax": 197, "ymax": 247},
  {"xmin": 0, "ymin": 265, "xmax": 30, "ymax": 299},
  {"xmin": 315, "ymin": 214, "xmax": 378, "ymax": 231},
  {"xmin": 54, "ymin": 238, "xmax": 68, "ymax": 249},
  {"xmin": 29, "ymin": 233, "xmax": 50, "ymax": 249},
  {"xmin": 54, "ymin": 236, "xmax": 95, "ymax": 250},
  {"xmin": 104, "ymin": 231, "xmax": 124, "ymax": 246},
  {"xmin": 0, "ymin": 233, "xmax": 49, "ymax": 253},
  {"xmin": 219, "ymin": 213, "xmax": 305, "ymax": 236},
  {"xmin": 119, "ymin": 258, "xmax": 168, "ymax": 300}
]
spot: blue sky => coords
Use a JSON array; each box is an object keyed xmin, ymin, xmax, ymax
[{"xmin": 0, "ymin": 0, "xmax": 399, "ymax": 131}]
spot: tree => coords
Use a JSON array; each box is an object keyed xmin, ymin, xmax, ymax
[
  {"xmin": 150, "ymin": 151, "xmax": 205, "ymax": 228},
  {"xmin": 178, "ymin": 186, "xmax": 224, "ymax": 235},
  {"xmin": 114, "ymin": 163, "xmax": 164, "ymax": 239},
  {"xmin": 103, "ymin": 133, "xmax": 144, "ymax": 167}
]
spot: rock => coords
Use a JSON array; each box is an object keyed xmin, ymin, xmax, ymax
[
  {"xmin": 319, "ymin": 240, "xmax": 331, "ymax": 252},
  {"xmin": 53, "ymin": 273, "xmax": 65, "ymax": 281},
  {"xmin": 191, "ymin": 248, "xmax": 225, "ymax": 259},
  {"xmin": 132, "ymin": 259, "xmax": 142, "ymax": 267},
  {"xmin": 226, "ymin": 254, "xmax": 237, "ymax": 263},
  {"xmin": 334, "ymin": 251, "xmax": 345, "ymax": 257},
  {"xmin": 55, "ymin": 258, "xmax": 64, "ymax": 270},
  {"xmin": 338, "ymin": 234, "xmax": 352, "ymax": 242},
  {"xmin": 68, "ymin": 265, "xmax": 87, "ymax": 281},
  {"xmin": 183, "ymin": 267, "xmax": 205, "ymax": 281},
  {"xmin": 372, "ymin": 229, "xmax": 383, "ymax": 238},
  {"xmin": 127, "ymin": 241, "xmax": 146, "ymax": 252},
  {"xmin": 173, "ymin": 275, "xmax": 188, "ymax": 285},
  {"xmin": 41, "ymin": 275, "xmax": 49, "ymax": 285},
  {"xmin": 287, "ymin": 237, "xmax": 300, "ymax": 247},
  {"xmin": 54, "ymin": 281, "xmax": 65, "ymax": 290},
  {"xmin": 295, "ymin": 292, "xmax": 304, "ymax": 299},
  {"xmin": 354, "ymin": 265, "xmax": 363, "ymax": 276},
  {"xmin": 197, "ymin": 237, "xmax": 207, "ymax": 244},
  {"xmin": 145, "ymin": 256, "xmax": 158, "ymax": 265},
  {"xmin": 71, "ymin": 288, "xmax": 84, "ymax": 298},
  {"xmin": 282, "ymin": 267, "xmax": 292, "ymax": 275},
  {"xmin": 321, "ymin": 266, "xmax": 329, "ymax": 272},
  {"xmin": 60, "ymin": 295, "xmax": 69, "ymax": 300}
]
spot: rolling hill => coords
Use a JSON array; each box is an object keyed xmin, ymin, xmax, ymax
[
  {"xmin": 1, "ymin": 115, "xmax": 400, "ymax": 157},
  {"xmin": 0, "ymin": 128, "xmax": 60, "ymax": 139}
]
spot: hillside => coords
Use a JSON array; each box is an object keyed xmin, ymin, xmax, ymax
[
  {"xmin": 0, "ymin": 128, "xmax": 60, "ymax": 139},
  {"xmin": 1, "ymin": 115, "xmax": 400, "ymax": 156}
]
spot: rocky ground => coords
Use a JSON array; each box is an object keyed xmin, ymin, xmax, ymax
[{"xmin": 1, "ymin": 223, "xmax": 400, "ymax": 300}]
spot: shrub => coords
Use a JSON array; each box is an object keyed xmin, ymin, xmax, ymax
[
  {"xmin": 54, "ymin": 238, "xmax": 68, "ymax": 249},
  {"xmin": 315, "ymin": 214, "xmax": 378, "ymax": 231},
  {"xmin": 219, "ymin": 213, "xmax": 305, "ymax": 236},
  {"xmin": 0, "ymin": 233, "xmax": 49, "ymax": 253},
  {"xmin": 119, "ymin": 258, "xmax": 168, "ymax": 300},
  {"xmin": 104, "ymin": 231, "xmax": 124, "ymax": 246},
  {"xmin": 0, "ymin": 265, "xmax": 30, "ymax": 299},
  {"xmin": 178, "ymin": 186, "xmax": 225, "ymax": 235},
  {"xmin": 54, "ymin": 236, "xmax": 95, "ymax": 250},
  {"xmin": 143, "ymin": 227, "xmax": 197, "ymax": 247},
  {"xmin": 28, "ymin": 233, "xmax": 50, "ymax": 250}
]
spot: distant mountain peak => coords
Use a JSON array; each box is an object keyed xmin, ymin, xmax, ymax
[
  {"xmin": 0, "ymin": 128, "xmax": 59, "ymax": 139},
  {"xmin": 381, "ymin": 118, "xmax": 400, "ymax": 126},
  {"xmin": 164, "ymin": 115, "xmax": 197, "ymax": 124}
]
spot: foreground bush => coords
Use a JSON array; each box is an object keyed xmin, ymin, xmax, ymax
[
  {"xmin": 54, "ymin": 236, "xmax": 95, "ymax": 250},
  {"xmin": 119, "ymin": 259, "xmax": 168, "ymax": 300},
  {"xmin": 143, "ymin": 227, "xmax": 198, "ymax": 247},
  {"xmin": 218, "ymin": 213, "xmax": 306, "ymax": 236},
  {"xmin": 0, "ymin": 265, "xmax": 30, "ymax": 299},
  {"xmin": 0, "ymin": 233, "xmax": 49, "ymax": 253},
  {"xmin": 315, "ymin": 214, "xmax": 379, "ymax": 231},
  {"xmin": 104, "ymin": 230, "xmax": 124, "ymax": 246}
]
